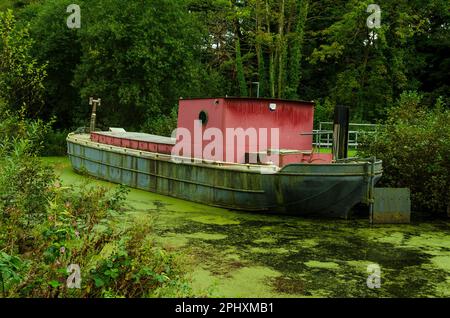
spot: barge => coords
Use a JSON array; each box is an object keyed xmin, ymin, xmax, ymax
[{"xmin": 67, "ymin": 98, "xmax": 382, "ymax": 218}]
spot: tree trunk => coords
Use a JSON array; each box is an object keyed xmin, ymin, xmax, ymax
[
  {"xmin": 232, "ymin": 0, "xmax": 248, "ymax": 97},
  {"xmin": 287, "ymin": 0, "xmax": 309, "ymax": 99},
  {"xmin": 235, "ymin": 38, "xmax": 248, "ymax": 97},
  {"xmin": 277, "ymin": 0, "xmax": 286, "ymax": 98},
  {"xmin": 255, "ymin": 0, "xmax": 266, "ymax": 97},
  {"xmin": 266, "ymin": 0, "xmax": 275, "ymax": 97}
]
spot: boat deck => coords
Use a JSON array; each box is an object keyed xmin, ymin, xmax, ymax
[
  {"xmin": 90, "ymin": 131, "xmax": 175, "ymax": 155},
  {"xmin": 90, "ymin": 129, "xmax": 333, "ymax": 165},
  {"xmin": 92, "ymin": 131, "xmax": 176, "ymax": 145},
  {"xmin": 68, "ymin": 133, "xmax": 281, "ymax": 174}
]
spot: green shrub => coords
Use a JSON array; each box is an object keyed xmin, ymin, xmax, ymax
[
  {"xmin": 0, "ymin": 100, "xmax": 192, "ymax": 298},
  {"xmin": 141, "ymin": 106, "xmax": 178, "ymax": 137},
  {"xmin": 0, "ymin": 167, "xmax": 192, "ymax": 297},
  {"xmin": 359, "ymin": 91, "xmax": 450, "ymax": 215},
  {"xmin": 313, "ymin": 97, "xmax": 335, "ymax": 129},
  {"xmin": 0, "ymin": 251, "xmax": 25, "ymax": 297},
  {"xmin": 40, "ymin": 129, "xmax": 69, "ymax": 157}
]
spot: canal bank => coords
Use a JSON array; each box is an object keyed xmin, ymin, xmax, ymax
[{"xmin": 43, "ymin": 157, "xmax": 450, "ymax": 297}]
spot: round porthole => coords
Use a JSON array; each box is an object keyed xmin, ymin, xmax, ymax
[{"xmin": 199, "ymin": 110, "xmax": 208, "ymax": 125}]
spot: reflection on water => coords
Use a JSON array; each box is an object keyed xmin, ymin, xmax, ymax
[{"xmin": 45, "ymin": 157, "xmax": 450, "ymax": 297}]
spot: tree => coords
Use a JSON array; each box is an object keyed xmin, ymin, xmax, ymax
[
  {"xmin": 193, "ymin": 0, "xmax": 314, "ymax": 99},
  {"xmin": 3, "ymin": 0, "xmax": 449, "ymax": 131},
  {"xmin": 306, "ymin": 0, "xmax": 450, "ymax": 122},
  {"xmin": 286, "ymin": 0, "xmax": 308, "ymax": 99},
  {"xmin": 0, "ymin": 9, "xmax": 47, "ymax": 117},
  {"xmin": 19, "ymin": 0, "xmax": 83, "ymax": 128},
  {"xmin": 72, "ymin": 0, "xmax": 212, "ymax": 133}
]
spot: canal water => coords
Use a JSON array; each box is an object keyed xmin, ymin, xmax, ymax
[{"xmin": 44, "ymin": 157, "xmax": 450, "ymax": 297}]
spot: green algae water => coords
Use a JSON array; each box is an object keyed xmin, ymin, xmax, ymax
[{"xmin": 43, "ymin": 157, "xmax": 450, "ymax": 298}]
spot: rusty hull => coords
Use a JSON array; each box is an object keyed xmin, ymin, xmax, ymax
[{"xmin": 67, "ymin": 133, "xmax": 382, "ymax": 218}]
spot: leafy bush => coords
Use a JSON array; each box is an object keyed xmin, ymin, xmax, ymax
[
  {"xmin": 0, "ymin": 251, "xmax": 24, "ymax": 297},
  {"xmin": 41, "ymin": 129, "xmax": 69, "ymax": 157},
  {"xmin": 0, "ymin": 157, "xmax": 193, "ymax": 297},
  {"xmin": 0, "ymin": 98, "xmax": 192, "ymax": 298},
  {"xmin": 359, "ymin": 91, "xmax": 450, "ymax": 215},
  {"xmin": 70, "ymin": 0, "xmax": 210, "ymax": 131},
  {"xmin": 0, "ymin": 9, "xmax": 47, "ymax": 117},
  {"xmin": 141, "ymin": 105, "xmax": 178, "ymax": 136},
  {"xmin": 313, "ymin": 97, "xmax": 335, "ymax": 129}
]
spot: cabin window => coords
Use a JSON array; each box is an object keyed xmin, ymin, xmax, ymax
[{"xmin": 199, "ymin": 110, "xmax": 208, "ymax": 125}]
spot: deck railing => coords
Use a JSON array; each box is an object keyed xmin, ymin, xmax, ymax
[{"xmin": 313, "ymin": 122, "xmax": 379, "ymax": 149}]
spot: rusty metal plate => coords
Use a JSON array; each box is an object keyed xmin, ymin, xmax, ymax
[{"xmin": 373, "ymin": 188, "xmax": 411, "ymax": 224}]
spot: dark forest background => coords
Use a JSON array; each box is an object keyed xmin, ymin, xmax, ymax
[{"xmin": 1, "ymin": 0, "xmax": 448, "ymax": 134}]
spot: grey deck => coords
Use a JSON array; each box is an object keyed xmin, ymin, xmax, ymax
[{"xmin": 94, "ymin": 131, "xmax": 176, "ymax": 145}]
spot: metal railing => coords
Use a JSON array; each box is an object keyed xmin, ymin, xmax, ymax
[{"xmin": 313, "ymin": 122, "xmax": 379, "ymax": 149}]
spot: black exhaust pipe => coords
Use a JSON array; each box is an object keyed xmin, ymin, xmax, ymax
[{"xmin": 332, "ymin": 105, "xmax": 350, "ymax": 160}]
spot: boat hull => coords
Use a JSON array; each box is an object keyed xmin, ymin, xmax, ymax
[{"xmin": 67, "ymin": 133, "xmax": 382, "ymax": 218}]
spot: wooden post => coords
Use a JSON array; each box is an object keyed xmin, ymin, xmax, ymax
[
  {"xmin": 89, "ymin": 97, "xmax": 101, "ymax": 132},
  {"xmin": 332, "ymin": 105, "xmax": 349, "ymax": 160}
]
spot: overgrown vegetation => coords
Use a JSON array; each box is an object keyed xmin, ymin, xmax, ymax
[
  {"xmin": 359, "ymin": 91, "xmax": 450, "ymax": 216},
  {"xmin": 0, "ymin": 108, "xmax": 192, "ymax": 298}
]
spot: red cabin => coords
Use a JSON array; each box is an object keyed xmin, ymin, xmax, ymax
[
  {"xmin": 176, "ymin": 98, "xmax": 332, "ymax": 165},
  {"xmin": 91, "ymin": 98, "xmax": 332, "ymax": 166}
]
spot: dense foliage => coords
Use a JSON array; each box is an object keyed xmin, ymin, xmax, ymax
[
  {"xmin": 16, "ymin": 0, "xmax": 226, "ymax": 133},
  {"xmin": 359, "ymin": 92, "xmax": 450, "ymax": 216},
  {"xmin": 0, "ymin": 9, "xmax": 46, "ymax": 117},
  {"xmin": 0, "ymin": 104, "xmax": 193, "ymax": 298},
  {"xmin": 2, "ymin": 0, "xmax": 448, "ymax": 299},
  {"xmin": 0, "ymin": 0, "xmax": 447, "ymax": 131}
]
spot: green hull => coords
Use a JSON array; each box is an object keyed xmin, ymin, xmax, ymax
[{"xmin": 67, "ymin": 133, "xmax": 382, "ymax": 218}]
